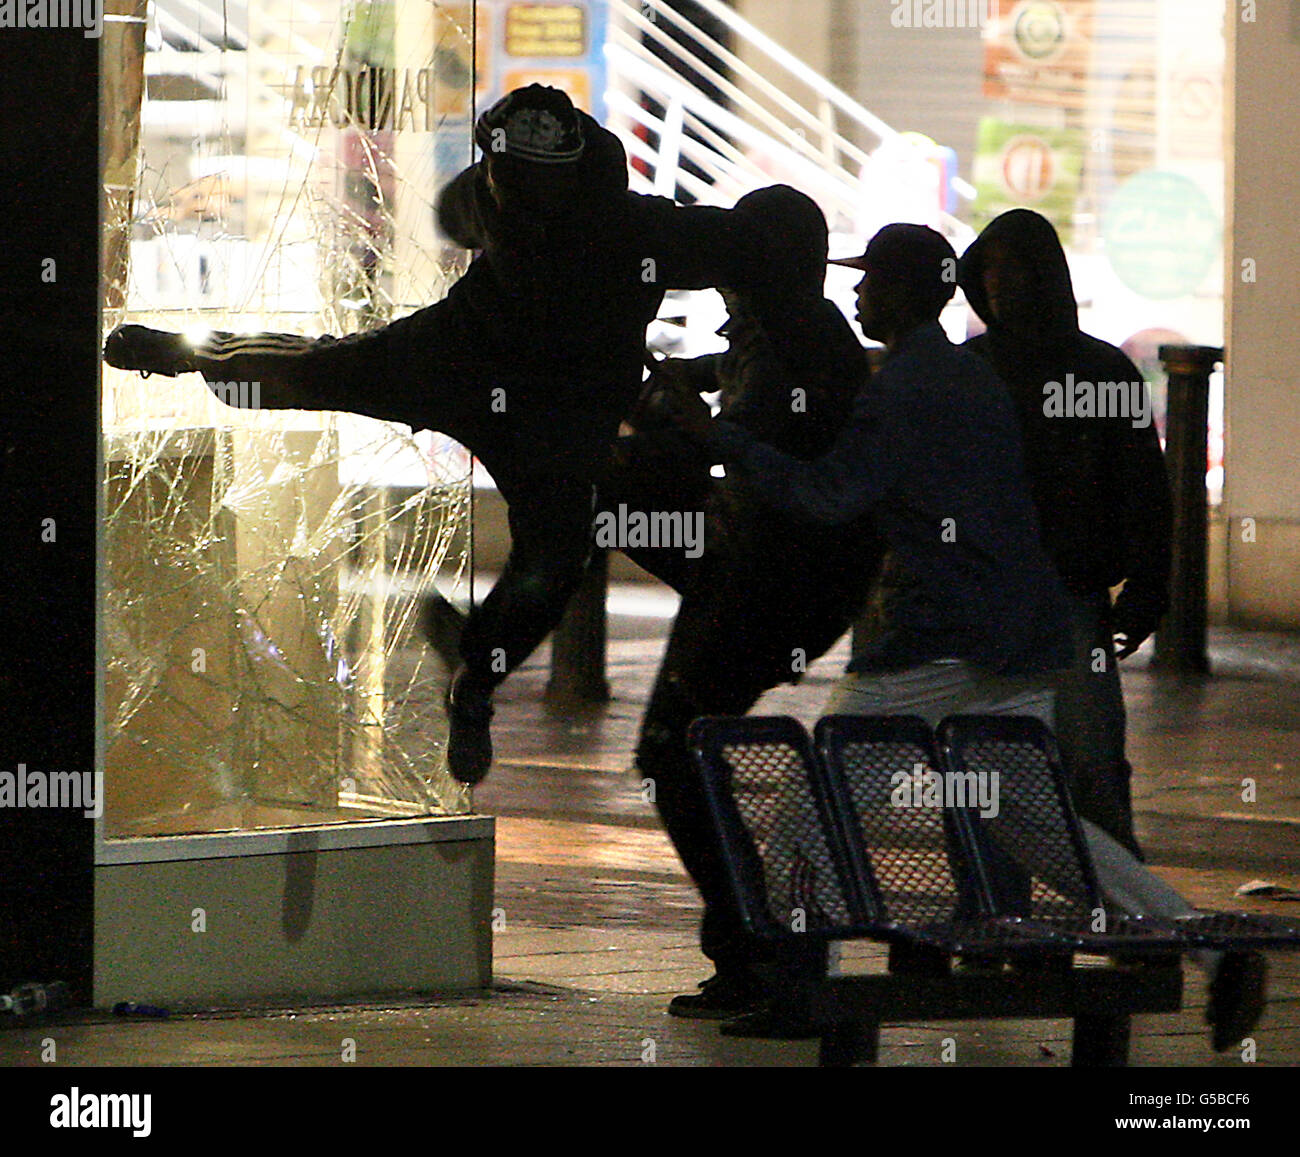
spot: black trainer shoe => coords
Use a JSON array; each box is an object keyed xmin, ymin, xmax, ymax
[
  {"xmin": 419, "ymin": 591, "xmax": 468, "ymax": 671},
  {"xmin": 103, "ymin": 324, "xmax": 195, "ymax": 377},
  {"xmin": 667, "ymin": 972, "xmax": 769, "ymax": 1020},
  {"xmin": 1206, "ymin": 950, "xmax": 1268, "ymax": 1052},
  {"xmin": 445, "ymin": 669, "xmax": 494, "ymax": 786}
]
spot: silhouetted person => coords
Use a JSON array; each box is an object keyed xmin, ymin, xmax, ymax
[
  {"xmin": 677, "ymin": 223, "xmax": 1074, "ymax": 713},
  {"xmin": 104, "ymin": 85, "xmax": 772, "ymax": 785},
  {"xmin": 958, "ymin": 208, "xmax": 1172, "ymax": 858},
  {"xmin": 603, "ymin": 186, "xmax": 884, "ymax": 1018},
  {"xmin": 672, "ymin": 222, "xmax": 1263, "ymax": 1051}
]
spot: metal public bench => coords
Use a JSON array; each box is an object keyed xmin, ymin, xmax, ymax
[{"xmin": 687, "ymin": 713, "xmax": 1300, "ymax": 1067}]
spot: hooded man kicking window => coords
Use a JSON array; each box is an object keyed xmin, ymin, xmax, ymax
[{"xmin": 104, "ymin": 84, "xmax": 771, "ymax": 787}]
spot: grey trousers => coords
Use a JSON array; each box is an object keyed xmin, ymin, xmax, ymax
[{"xmin": 825, "ymin": 660, "xmax": 1196, "ymax": 927}]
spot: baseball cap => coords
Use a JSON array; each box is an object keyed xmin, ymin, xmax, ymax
[
  {"xmin": 475, "ymin": 84, "xmax": 585, "ymax": 164},
  {"xmin": 830, "ymin": 223, "xmax": 957, "ymax": 308}
]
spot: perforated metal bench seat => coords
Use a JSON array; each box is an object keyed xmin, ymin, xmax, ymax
[{"xmin": 688, "ymin": 712, "xmax": 1300, "ymax": 1066}]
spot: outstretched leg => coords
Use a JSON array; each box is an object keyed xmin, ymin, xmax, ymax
[
  {"xmin": 103, "ymin": 303, "xmax": 467, "ymax": 435},
  {"xmin": 105, "ymin": 313, "xmax": 605, "ymax": 785}
]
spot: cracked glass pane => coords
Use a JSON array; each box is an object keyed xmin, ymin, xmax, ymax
[{"xmin": 101, "ymin": 0, "xmax": 478, "ymax": 837}]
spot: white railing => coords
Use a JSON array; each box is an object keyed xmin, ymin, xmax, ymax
[{"xmin": 606, "ymin": 0, "xmax": 974, "ymax": 244}]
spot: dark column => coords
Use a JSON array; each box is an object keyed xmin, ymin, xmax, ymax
[
  {"xmin": 547, "ymin": 550, "xmax": 611, "ymax": 704},
  {"xmin": 1153, "ymin": 344, "xmax": 1222, "ymax": 675},
  {"xmin": 0, "ymin": 30, "xmax": 101, "ymax": 998}
]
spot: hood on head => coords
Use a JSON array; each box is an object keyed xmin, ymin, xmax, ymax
[
  {"xmin": 734, "ymin": 185, "xmax": 829, "ymax": 297},
  {"xmin": 957, "ymin": 208, "xmax": 1078, "ymax": 336},
  {"xmin": 577, "ymin": 111, "xmax": 630, "ymax": 197}
]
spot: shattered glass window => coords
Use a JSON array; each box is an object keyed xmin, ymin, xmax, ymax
[{"xmin": 101, "ymin": 0, "xmax": 479, "ymax": 837}]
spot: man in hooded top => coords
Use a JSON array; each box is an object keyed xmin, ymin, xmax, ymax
[
  {"xmin": 103, "ymin": 84, "xmax": 771, "ymax": 787},
  {"xmin": 957, "ymin": 208, "xmax": 1172, "ymax": 859},
  {"xmin": 600, "ymin": 185, "xmax": 885, "ymax": 1018}
]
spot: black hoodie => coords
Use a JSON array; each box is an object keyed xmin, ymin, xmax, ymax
[
  {"xmin": 957, "ymin": 209, "xmax": 1172, "ymax": 603},
  {"xmin": 621, "ymin": 185, "xmax": 882, "ymax": 678},
  {"xmin": 432, "ymin": 112, "xmax": 770, "ymax": 480}
]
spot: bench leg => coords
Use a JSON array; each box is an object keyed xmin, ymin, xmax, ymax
[
  {"xmin": 819, "ymin": 1020, "xmax": 880, "ymax": 1067},
  {"xmin": 887, "ymin": 939, "xmax": 951, "ymax": 975},
  {"xmin": 1072, "ymin": 1014, "xmax": 1131, "ymax": 1066}
]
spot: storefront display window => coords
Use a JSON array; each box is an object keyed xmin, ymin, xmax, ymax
[{"xmin": 100, "ymin": 0, "xmax": 478, "ymax": 838}]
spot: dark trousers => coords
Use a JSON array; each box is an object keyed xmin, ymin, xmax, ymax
[
  {"xmin": 627, "ymin": 518, "xmax": 880, "ymax": 975},
  {"xmin": 190, "ymin": 307, "xmax": 602, "ymax": 690},
  {"xmin": 598, "ymin": 429, "xmax": 881, "ymax": 975},
  {"xmin": 1052, "ymin": 590, "xmax": 1143, "ymax": 857},
  {"xmin": 457, "ymin": 478, "xmax": 595, "ymax": 690},
  {"xmin": 634, "ymin": 591, "xmax": 783, "ymax": 974}
]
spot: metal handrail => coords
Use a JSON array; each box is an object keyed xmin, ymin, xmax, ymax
[
  {"xmin": 606, "ymin": 0, "xmax": 975, "ymax": 241},
  {"xmin": 616, "ymin": 1, "xmax": 867, "ymax": 175},
  {"xmin": 607, "ymin": 44, "xmax": 870, "ymax": 223},
  {"xmin": 654, "ymin": 0, "xmax": 900, "ymax": 145}
]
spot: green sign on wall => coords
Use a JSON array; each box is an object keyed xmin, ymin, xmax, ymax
[{"xmin": 971, "ymin": 118, "xmax": 1084, "ymax": 245}]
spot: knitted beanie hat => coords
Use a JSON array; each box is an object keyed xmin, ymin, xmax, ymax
[{"xmin": 475, "ymin": 84, "xmax": 585, "ymax": 164}]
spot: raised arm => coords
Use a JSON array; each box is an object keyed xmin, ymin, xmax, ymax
[{"xmin": 637, "ymin": 196, "xmax": 771, "ymax": 293}]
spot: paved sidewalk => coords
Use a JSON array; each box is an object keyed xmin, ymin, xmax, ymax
[{"xmin": 2, "ymin": 592, "xmax": 1298, "ymax": 1069}]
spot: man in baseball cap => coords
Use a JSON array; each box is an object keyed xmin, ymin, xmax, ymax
[
  {"xmin": 675, "ymin": 218, "xmax": 1068, "ymax": 678},
  {"xmin": 829, "ymin": 222, "xmax": 958, "ymax": 343},
  {"xmin": 671, "ymin": 221, "xmax": 1254, "ymax": 1045}
]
